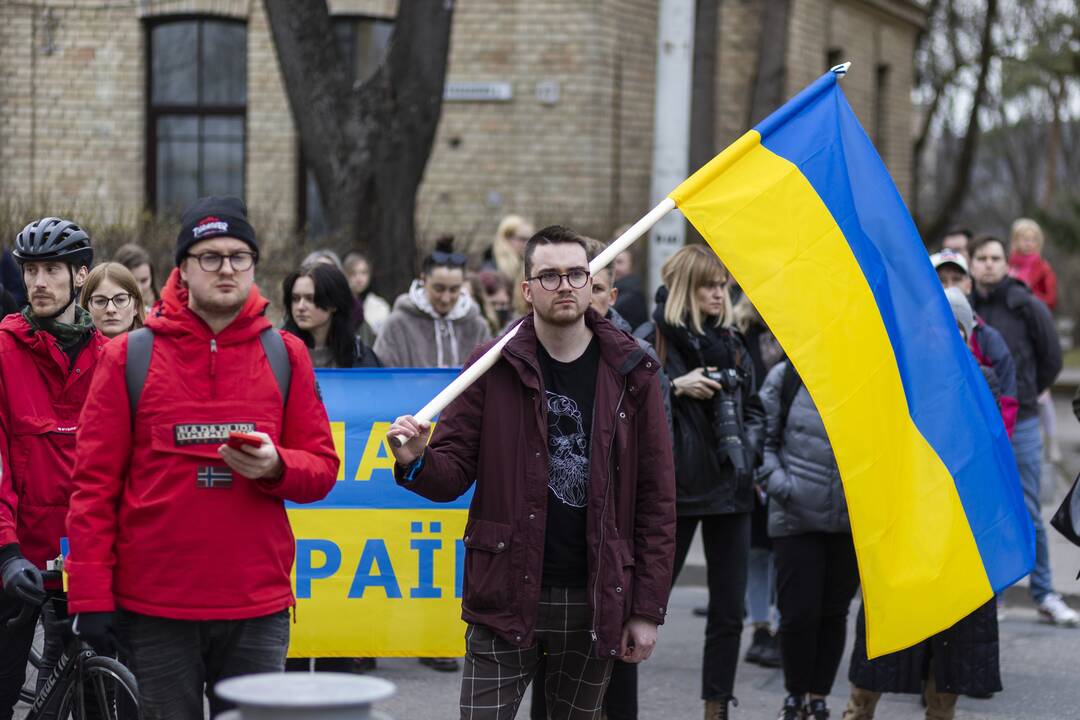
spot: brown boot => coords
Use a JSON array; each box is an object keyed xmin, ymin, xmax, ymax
[
  {"xmin": 841, "ymin": 686, "xmax": 880, "ymax": 720},
  {"xmin": 705, "ymin": 698, "xmax": 733, "ymax": 720}
]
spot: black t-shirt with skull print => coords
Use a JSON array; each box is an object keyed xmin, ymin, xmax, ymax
[{"xmin": 537, "ymin": 335, "xmax": 600, "ymax": 588}]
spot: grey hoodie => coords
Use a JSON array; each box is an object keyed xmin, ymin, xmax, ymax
[{"xmin": 373, "ymin": 280, "xmax": 492, "ymax": 368}]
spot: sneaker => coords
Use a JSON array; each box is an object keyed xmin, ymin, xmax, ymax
[
  {"xmin": 777, "ymin": 694, "xmax": 803, "ymax": 720},
  {"xmin": 805, "ymin": 698, "xmax": 830, "ymax": 720},
  {"xmin": 757, "ymin": 631, "xmax": 782, "ymax": 668},
  {"xmin": 744, "ymin": 626, "xmax": 770, "ymax": 665},
  {"xmin": 1036, "ymin": 594, "xmax": 1080, "ymax": 627}
]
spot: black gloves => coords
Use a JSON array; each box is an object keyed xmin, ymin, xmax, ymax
[
  {"xmin": 76, "ymin": 612, "xmax": 119, "ymax": 656},
  {"xmin": 0, "ymin": 554, "xmax": 45, "ymax": 607}
]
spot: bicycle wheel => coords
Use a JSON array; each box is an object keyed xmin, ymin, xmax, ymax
[
  {"xmin": 16, "ymin": 614, "xmax": 45, "ymax": 704},
  {"xmin": 56, "ymin": 655, "xmax": 142, "ymax": 720}
]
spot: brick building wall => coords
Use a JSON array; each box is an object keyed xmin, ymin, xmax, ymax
[{"xmin": 0, "ymin": 0, "xmax": 923, "ymax": 262}]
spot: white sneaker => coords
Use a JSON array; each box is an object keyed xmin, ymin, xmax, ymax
[{"xmin": 1036, "ymin": 594, "xmax": 1080, "ymax": 627}]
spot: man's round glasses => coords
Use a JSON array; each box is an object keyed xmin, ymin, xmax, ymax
[
  {"xmin": 527, "ymin": 269, "xmax": 590, "ymax": 292},
  {"xmin": 88, "ymin": 293, "xmax": 133, "ymax": 310},
  {"xmin": 187, "ymin": 251, "xmax": 257, "ymax": 273}
]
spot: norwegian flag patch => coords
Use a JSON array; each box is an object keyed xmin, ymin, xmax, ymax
[{"xmin": 196, "ymin": 466, "xmax": 233, "ymax": 489}]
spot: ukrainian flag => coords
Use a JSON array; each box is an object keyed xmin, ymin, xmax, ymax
[{"xmin": 670, "ymin": 67, "xmax": 1034, "ymax": 657}]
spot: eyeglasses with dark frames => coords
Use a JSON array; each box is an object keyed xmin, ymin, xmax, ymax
[
  {"xmin": 187, "ymin": 251, "xmax": 257, "ymax": 273},
  {"xmin": 88, "ymin": 293, "xmax": 133, "ymax": 310},
  {"xmin": 527, "ymin": 268, "xmax": 591, "ymax": 292}
]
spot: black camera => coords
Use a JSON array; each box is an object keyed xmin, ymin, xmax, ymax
[{"xmin": 707, "ymin": 367, "xmax": 742, "ymax": 392}]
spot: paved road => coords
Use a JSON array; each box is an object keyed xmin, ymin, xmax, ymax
[{"xmin": 366, "ymin": 583, "xmax": 1078, "ymax": 719}]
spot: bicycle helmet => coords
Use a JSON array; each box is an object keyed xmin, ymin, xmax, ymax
[{"xmin": 14, "ymin": 217, "xmax": 93, "ymax": 269}]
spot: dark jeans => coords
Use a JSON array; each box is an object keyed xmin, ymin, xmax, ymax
[
  {"xmin": 118, "ymin": 609, "xmax": 290, "ymax": 720},
  {"xmin": 672, "ymin": 512, "xmax": 750, "ymax": 701},
  {"xmin": 0, "ymin": 594, "xmax": 38, "ymax": 720},
  {"xmin": 773, "ymin": 532, "xmax": 860, "ymax": 697},
  {"xmin": 0, "ymin": 592, "xmax": 74, "ymax": 720}
]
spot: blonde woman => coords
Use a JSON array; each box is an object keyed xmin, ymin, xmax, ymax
[
  {"xmin": 645, "ymin": 244, "xmax": 764, "ymax": 720},
  {"xmin": 1007, "ymin": 218, "xmax": 1062, "ymax": 465},
  {"xmin": 80, "ymin": 262, "xmax": 145, "ymax": 338},
  {"xmin": 1008, "ymin": 218, "xmax": 1056, "ymax": 310},
  {"xmin": 484, "ymin": 214, "xmax": 534, "ymax": 316}
]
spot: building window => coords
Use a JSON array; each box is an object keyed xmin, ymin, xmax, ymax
[
  {"xmin": 875, "ymin": 63, "xmax": 891, "ymax": 149},
  {"xmin": 299, "ymin": 16, "xmax": 393, "ymax": 237},
  {"xmin": 826, "ymin": 48, "xmax": 843, "ymax": 70},
  {"xmin": 147, "ymin": 19, "xmax": 247, "ymax": 213}
]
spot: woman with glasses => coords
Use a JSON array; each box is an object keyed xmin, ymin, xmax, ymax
[
  {"xmin": 80, "ymin": 262, "xmax": 145, "ymax": 338},
  {"xmin": 639, "ymin": 244, "xmax": 764, "ymax": 720},
  {"xmin": 373, "ymin": 236, "xmax": 491, "ymax": 370}
]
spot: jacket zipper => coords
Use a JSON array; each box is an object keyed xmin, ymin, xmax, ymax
[
  {"xmin": 209, "ymin": 338, "xmax": 218, "ymax": 398},
  {"xmin": 592, "ymin": 376, "xmax": 627, "ymax": 647}
]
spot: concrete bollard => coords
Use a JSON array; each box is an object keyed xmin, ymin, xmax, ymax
[{"xmin": 215, "ymin": 672, "xmax": 396, "ymax": 720}]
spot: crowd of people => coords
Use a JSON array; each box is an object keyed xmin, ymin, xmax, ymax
[{"xmin": 0, "ymin": 195, "xmax": 1075, "ymax": 720}]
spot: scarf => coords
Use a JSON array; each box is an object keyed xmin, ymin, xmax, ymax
[{"xmin": 22, "ymin": 304, "xmax": 96, "ymax": 354}]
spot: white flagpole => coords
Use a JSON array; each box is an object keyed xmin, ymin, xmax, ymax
[{"xmin": 392, "ymin": 197, "xmax": 677, "ymax": 445}]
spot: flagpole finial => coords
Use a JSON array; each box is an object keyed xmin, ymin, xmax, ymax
[{"xmin": 830, "ymin": 61, "xmax": 852, "ymax": 77}]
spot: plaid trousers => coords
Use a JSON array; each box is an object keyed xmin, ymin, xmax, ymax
[{"xmin": 460, "ymin": 586, "xmax": 614, "ymax": 720}]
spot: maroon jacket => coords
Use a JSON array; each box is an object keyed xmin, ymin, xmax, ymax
[{"xmin": 395, "ymin": 310, "xmax": 676, "ymax": 658}]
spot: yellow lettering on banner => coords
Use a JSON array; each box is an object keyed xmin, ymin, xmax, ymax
[
  {"xmin": 355, "ymin": 421, "xmax": 395, "ymax": 481},
  {"xmin": 330, "ymin": 421, "xmax": 346, "ymax": 481}
]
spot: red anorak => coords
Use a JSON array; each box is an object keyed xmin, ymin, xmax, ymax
[{"xmin": 66, "ymin": 270, "xmax": 339, "ymax": 619}]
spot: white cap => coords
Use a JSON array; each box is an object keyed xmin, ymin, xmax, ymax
[{"xmin": 930, "ymin": 249, "xmax": 969, "ymax": 275}]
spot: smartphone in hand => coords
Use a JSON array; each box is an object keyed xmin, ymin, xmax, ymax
[{"xmin": 226, "ymin": 431, "xmax": 263, "ymax": 451}]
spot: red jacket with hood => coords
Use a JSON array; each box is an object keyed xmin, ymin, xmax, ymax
[
  {"xmin": 66, "ymin": 270, "xmax": 339, "ymax": 619},
  {"xmin": 0, "ymin": 313, "xmax": 103, "ymax": 570}
]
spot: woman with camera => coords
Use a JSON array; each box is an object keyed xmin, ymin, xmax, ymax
[{"xmin": 646, "ymin": 244, "xmax": 764, "ymax": 720}]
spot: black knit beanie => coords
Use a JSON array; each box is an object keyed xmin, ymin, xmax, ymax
[{"xmin": 175, "ymin": 195, "xmax": 259, "ymax": 266}]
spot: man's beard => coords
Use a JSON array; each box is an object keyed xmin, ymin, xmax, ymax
[
  {"xmin": 191, "ymin": 288, "xmax": 247, "ymax": 319},
  {"xmin": 535, "ymin": 297, "xmax": 585, "ymax": 326}
]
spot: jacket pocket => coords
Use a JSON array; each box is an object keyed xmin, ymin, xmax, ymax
[{"xmin": 461, "ymin": 518, "xmax": 514, "ymax": 611}]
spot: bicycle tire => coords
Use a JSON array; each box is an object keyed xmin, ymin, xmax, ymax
[
  {"xmin": 57, "ymin": 655, "xmax": 142, "ymax": 720},
  {"xmin": 16, "ymin": 614, "xmax": 46, "ymax": 704}
]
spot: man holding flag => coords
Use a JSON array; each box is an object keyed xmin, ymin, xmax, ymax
[{"xmin": 389, "ymin": 226, "xmax": 676, "ymax": 719}]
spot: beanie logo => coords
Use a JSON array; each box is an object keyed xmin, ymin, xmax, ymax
[{"xmin": 193, "ymin": 216, "xmax": 229, "ymax": 238}]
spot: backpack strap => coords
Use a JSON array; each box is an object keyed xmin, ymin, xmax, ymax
[
  {"xmin": 125, "ymin": 327, "xmax": 155, "ymax": 419},
  {"xmin": 259, "ymin": 327, "xmax": 291, "ymax": 406},
  {"xmin": 777, "ymin": 360, "xmax": 803, "ymax": 438},
  {"xmin": 126, "ymin": 327, "xmax": 291, "ymax": 423}
]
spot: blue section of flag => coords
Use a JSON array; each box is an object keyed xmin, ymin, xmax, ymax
[
  {"xmin": 754, "ymin": 72, "xmax": 1034, "ymax": 591},
  {"xmin": 292, "ymin": 368, "xmax": 473, "ymax": 511}
]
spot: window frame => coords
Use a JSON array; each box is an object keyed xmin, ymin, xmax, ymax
[{"xmin": 144, "ymin": 15, "xmax": 249, "ymax": 213}]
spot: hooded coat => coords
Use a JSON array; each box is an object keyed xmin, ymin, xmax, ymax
[
  {"xmin": 374, "ymin": 280, "xmax": 492, "ymax": 368},
  {"xmin": 0, "ymin": 314, "xmax": 103, "ymax": 570},
  {"xmin": 66, "ymin": 269, "xmax": 339, "ymax": 619}
]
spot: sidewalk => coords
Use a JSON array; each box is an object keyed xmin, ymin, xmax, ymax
[{"xmin": 678, "ymin": 389, "xmax": 1080, "ymax": 603}]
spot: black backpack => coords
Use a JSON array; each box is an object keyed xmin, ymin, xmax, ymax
[{"xmin": 125, "ymin": 326, "xmax": 291, "ymax": 418}]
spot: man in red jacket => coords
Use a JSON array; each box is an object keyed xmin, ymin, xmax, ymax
[
  {"xmin": 389, "ymin": 226, "xmax": 676, "ymax": 719},
  {"xmin": 0, "ymin": 217, "xmax": 100, "ymax": 720},
  {"xmin": 65, "ymin": 196, "xmax": 339, "ymax": 720}
]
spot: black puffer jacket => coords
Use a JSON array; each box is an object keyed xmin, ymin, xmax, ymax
[
  {"xmin": 848, "ymin": 599, "xmax": 1001, "ymax": 696},
  {"xmin": 641, "ymin": 289, "xmax": 765, "ymax": 516}
]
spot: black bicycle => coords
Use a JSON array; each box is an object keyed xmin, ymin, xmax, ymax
[{"xmin": 7, "ymin": 572, "xmax": 141, "ymax": 720}]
